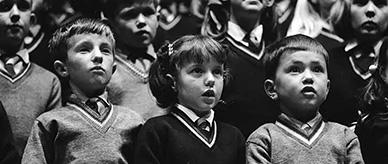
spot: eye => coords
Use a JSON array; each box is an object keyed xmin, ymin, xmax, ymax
[
  {"xmin": 77, "ymin": 47, "xmax": 90, "ymax": 54},
  {"xmin": 213, "ymin": 68, "xmax": 224, "ymax": 77},
  {"xmin": 288, "ymin": 66, "xmax": 301, "ymax": 73},
  {"xmin": 373, "ymin": 0, "xmax": 387, "ymax": 7},
  {"xmin": 17, "ymin": 0, "xmax": 31, "ymax": 11},
  {"xmin": 119, "ymin": 10, "xmax": 137, "ymax": 20},
  {"xmin": 142, "ymin": 7, "xmax": 156, "ymax": 16},
  {"xmin": 312, "ymin": 66, "xmax": 324, "ymax": 73},
  {"xmin": 0, "ymin": 0, "xmax": 13, "ymax": 12},
  {"xmin": 353, "ymin": 0, "xmax": 368, "ymax": 6},
  {"xmin": 102, "ymin": 48, "xmax": 112, "ymax": 55},
  {"xmin": 192, "ymin": 67, "xmax": 203, "ymax": 74}
]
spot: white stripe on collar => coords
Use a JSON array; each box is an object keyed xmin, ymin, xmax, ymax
[{"xmin": 176, "ymin": 104, "xmax": 214, "ymax": 127}]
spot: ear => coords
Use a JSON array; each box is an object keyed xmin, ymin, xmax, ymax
[
  {"xmin": 263, "ymin": 0, "xmax": 274, "ymax": 7},
  {"xmin": 166, "ymin": 73, "xmax": 176, "ymax": 91},
  {"xmin": 53, "ymin": 60, "xmax": 69, "ymax": 78},
  {"xmin": 30, "ymin": 13, "xmax": 36, "ymax": 26},
  {"xmin": 326, "ymin": 79, "xmax": 330, "ymax": 96},
  {"xmin": 264, "ymin": 79, "xmax": 278, "ymax": 100}
]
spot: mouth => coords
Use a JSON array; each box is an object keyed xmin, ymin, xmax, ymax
[
  {"xmin": 301, "ymin": 86, "xmax": 316, "ymax": 95},
  {"xmin": 7, "ymin": 25, "xmax": 23, "ymax": 33},
  {"xmin": 202, "ymin": 90, "xmax": 216, "ymax": 97},
  {"xmin": 135, "ymin": 30, "xmax": 151, "ymax": 37},
  {"xmin": 90, "ymin": 66, "xmax": 105, "ymax": 73},
  {"xmin": 361, "ymin": 21, "xmax": 378, "ymax": 31}
]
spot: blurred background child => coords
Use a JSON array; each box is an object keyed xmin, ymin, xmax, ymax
[
  {"xmin": 322, "ymin": 0, "xmax": 388, "ymax": 127},
  {"xmin": 356, "ymin": 37, "xmax": 388, "ymax": 164}
]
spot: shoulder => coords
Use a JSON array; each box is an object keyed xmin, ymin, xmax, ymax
[
  {"xmin": 113, "ymin": 105, "xmax": 144, "ymax": 123},
  {"xmin": 325, "ymin": 121, "xmax": 357, "ymax": 138},
  {"xmin": 247, "ymin": 123, "xmax": 277, "ymax": 142},
  {"xmin": 35, "ymin": 106, "xmax": 75, "ymax": 125},
  {"xmin": 30, "ymin": 63, "xmax": 57, "ymax": 78}
]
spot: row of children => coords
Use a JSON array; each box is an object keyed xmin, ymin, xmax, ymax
[{"xmin": 0, "ymin": 0, "xmax": 388, "ymax": 163}]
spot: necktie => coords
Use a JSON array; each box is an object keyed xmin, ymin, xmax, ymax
[
  {"xmin": 196, "ymin": 117, "xmax": 211, "ymax": 139},
  {"xmin": 85, "ymin": 98, "xmax": 106, "ymax": 115},
  {"xmin": 2, "ymin": 56, "xmax": 19, "ymax": 78}
]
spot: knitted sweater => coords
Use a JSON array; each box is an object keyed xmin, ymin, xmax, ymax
[
  {"xmin": 0, "ymin": 63, "xmax": 61, "ymax": 155},
  {"xmin": 133, "ymin": 107, "xmax": 246, "ymax": 164},
  {"xmin": 246, "ymin": 114, "xmax": 364, "ymax": 164},
  {"xmin": 107, "ymin": 53, "xmax": 166, "ymax": 120},
  {"xmin": 22, "ymin": 101, "xmax": 143, "ymax": 164}
]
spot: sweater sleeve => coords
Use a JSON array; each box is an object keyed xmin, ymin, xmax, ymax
[
  {"xmin": 344, "ymin": 127, "xmax": 364, "ymax": 164},
  {"xmin": 133, "ymin": 121, "xmax": 163, "ymax": 164},
  {"xmin": 46, "ymin": 76, "xmax": 62, "ymax": 110},
  {"xmin": 0, "ymin": 102, "xmax": 20, "ymax": 163},
  {"xmin": 21, "ymin": 118, "xmax": 56, "ymax": 164},
  {"xmin": 246, "ymin": 126, "xmax": 272, "ymax": 164}
]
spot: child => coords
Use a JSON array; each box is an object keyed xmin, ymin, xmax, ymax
[
  {"xmin": 356, "ymin": 37, "xmax": 388, "ymax": 164},
  {"xmin": 246, "ymin": 34, "xmax": 364, "ymax": 163},
  {"xmin": 201, "ymin": 0, "xmax": 281, "ymax": 137},
  {"xmin": 133, "ymin": 35, "xmax": 245, "ymax": 164},
  {"xmin": 0, "ymin": 0, "xmax": 62, "ymax": 156},
  {"xmin": 22, "ymin": 18, "xmax": 143, "ymax": 163},
  {"xmin": 322, "ymin": 0, "xmax": 388, "ymax": 126},
  {"xmin": 103, "ymin": 0, "xmax": 166, "ymax": 120}
]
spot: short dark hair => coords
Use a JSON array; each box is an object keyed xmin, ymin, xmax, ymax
[
  {"xmin": 49, "ymin": 17, "xmax": 115, "ymax": 62},
  {"xmin": 149, "ymin": 35, "xmax": 228, "ymax": 108},
  {"xmin": 263, "ymin": 34, "xmax": 329, "ymax": 80},
  {"xmin": 103, "ymin": 0, "xmax": 159, "ymax": 19}
]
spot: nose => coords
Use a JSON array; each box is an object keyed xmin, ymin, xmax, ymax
[
  {"xmin": 136, "ymin": 14, "xmax": 146, "ymax": 28},
  {"xmin": 365, "ymin": 1, "xmax": 377, "ymax": 18},
  {"xmin": 205, "ymin": 72, "xmax": 215, "ymax": 87},
  {"xmin": 10, "ymin": 4, "xmax": 20, "ymax": 23},
  {"xmin": 91, "ymin": 49, "xmax": 103, "ymax": 64},
  {"xmin": 302, "ymin": 70, "xmax": 314, "ymax": 84}
]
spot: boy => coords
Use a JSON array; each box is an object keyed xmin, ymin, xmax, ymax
[
  {"xmin": 246, "ymin": 34, "xmax": 364, "ymax": 163},
  {"xmin": 22, "ymin": 18, "xmax": 143, "ymax": 163},
  {"xmin": 103, "ymin": 0, "xmax": 166, "ymax": 120},
  {"xmin": 0, "ymin": 0, "xmax": 61, "ymax": 155}
]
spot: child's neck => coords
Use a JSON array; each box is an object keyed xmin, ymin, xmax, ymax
[
  {"xmin": 280, "ymin": 106, "xmax": 318, "ymax": 123},
  {"xmin": 69, "ymin": 82, "xmax": 105, "ymax": 101}
]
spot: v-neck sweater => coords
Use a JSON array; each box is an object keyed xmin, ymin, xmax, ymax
[
  {"xmin": 0, "ymin": 63, "xmax": 62, "ymax": 155},
  {"xmin": 22, "ymin": 103, "xmax": 143, "ymax": 164},
  {"xmin": 246, "ymin": 116, "xmax": 364, "ymax": 164},
  {"xmin": 133, "ymin": 107, "xmax": 246, "ymax": 164}
]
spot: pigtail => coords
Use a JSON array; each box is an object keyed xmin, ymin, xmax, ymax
[
  {"xmin": 149, "ymin": 43, "xmax": 178, "ymax": 108},
  {"xmin": 360, "ymin": 37, "xmax": 388, "ymax": 113}
]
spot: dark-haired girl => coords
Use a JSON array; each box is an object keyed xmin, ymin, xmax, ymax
[{"xmin": 133, "ymin": 35, "xmax": 245, "ymax": 164}]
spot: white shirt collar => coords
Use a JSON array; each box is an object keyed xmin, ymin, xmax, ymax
[
  {"xmin": 176, "ymin": 104, "xmax": 214, "ymax": 126},
  {"xmin": 227, "ymin": 21, "xmax": 263, "ymax": 47},
  {"xmin": 0, "ymin": 48, "xmax": 30, "ymax": 64},
  {"xmin": 344, "ymin": 39, "xmax": 383, "ymax": 58}
]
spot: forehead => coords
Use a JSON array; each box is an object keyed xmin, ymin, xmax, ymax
[
  {"xmin": 116, "ymin": 1, "xmax": 156, "ymax": 11},
  {"xmin": 67, "ymin": 33, "xmax": 114, "ymax": 48},
  {"xmin": 279, "ymin": 50, "xmax": 327, "ymax": 65},
  {"xmin": 0, "ymin": 0, "xmax": 31, "ymax": 4}
]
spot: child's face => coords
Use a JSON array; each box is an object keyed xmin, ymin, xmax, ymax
[
  {"xmin": 175, "ymin": 57, "xmax": 224, "ymax": 115},
  {"xmin": 268, "ymin": 51, "xmax": 329, "ymax": 118},
  {"xmin": 112, "ymin": 2, "xmax": 158, "ymax": 48},
  {"xmin": 0, "ymin": 0, "xmax": 33, "ymax": 48},
  {"xmin": 65, "ymin": 33, "xmax": 115, "ymax": 96},
  {"xmin": 351, "ymin": 0, "xmax": 388, "ymax": 41},
  {"xmin": 230, "ymin": 0, "xmax": 272, "ymax": 18}
]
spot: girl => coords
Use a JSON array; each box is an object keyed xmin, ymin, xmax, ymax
[
  {"xmin": 322, "ymin": 0, "xmax": 388, "ymax": 127},
  {"xmin": 356, "ymin": 37, "xmax": 388, "ymax": 164},
  {"xmin": 133, "ymin": 35, "xmax": 245, "ymax": 164},
  {"xmin": 201, "ymin": 0, "xmax": 280, "ymax": 137}
]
